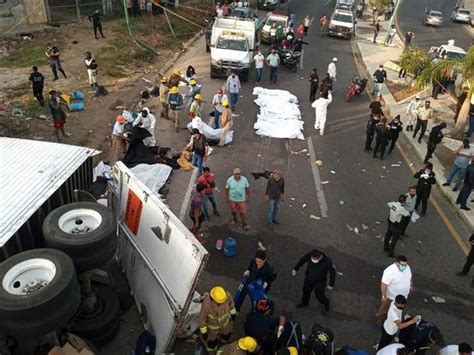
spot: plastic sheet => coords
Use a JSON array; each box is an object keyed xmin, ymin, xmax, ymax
[
  {"xmin": 130, "ymin": 163, "xmax": 172, "ymax": 195},
  {"xmin": 186, "ymin": 116, "xmax": 233, "ymax": 145},
  {"xmin": 252, "ymin": 87, "xmax": 304, "ymax": 140}
]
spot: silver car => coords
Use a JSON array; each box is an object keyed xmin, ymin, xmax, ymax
[
  {"xmin": 451, "ymin": 8, "xmax": 471, "ymax": 23},
  {"xmin": 424, "ymin": 10, "xmax": 443, "ymax": 26}
]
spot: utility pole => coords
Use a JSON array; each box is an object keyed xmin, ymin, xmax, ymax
[{"xmin": 383, "ymin": 0, "xmax": 402, "ymax": 45}]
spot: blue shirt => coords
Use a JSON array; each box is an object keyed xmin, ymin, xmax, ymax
[
  {"xmin": 454, "ymin": 147, "xmax": 474, "ymax": 168},
  {"xmin": 226, "ymin": 176, "xmax": 249, "ymax": 202}
]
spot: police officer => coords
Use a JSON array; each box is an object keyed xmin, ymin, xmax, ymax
[
  {"xmin": 457, "ymin": 234, "xmax": 474, "ymax": 276},
  {"xmin": 384, "ymin": 195, "xmax": 410, "ymax": 257},
  {"xmin": 292, "ymin": 249, "xmax": 336, "ymax": 314},
  {"xmin": 303, "ymin": 323, "xmax": 335, "ymax": 355},
  {"xmin": 365, "ymin": 112, "xmax": 381, "ymax": 151},
  {"xmin": 29, "ymin": 66, "xmax": 45, "ymax": 106},
  {"xmin": 309, "ymin": 68, "xmax": 320, "ymax": 101},
  {"xmin": 401, "ymin": 186, "xmax": 417, "ymax": 238},
  {"xmin": 388, "ymin": 115, "xmax": 403, "ymax": 154},
  {"xmin": 85, "ymin": 51, "xmax": 98, "ymax": 87},
  {"xmin": 423, "ymin": 122, "xmax": 446, "ymax": 164},
  {"xmin": 45, "ymin": 43, "xmax": 67, "ymax": 81},
  {"xmin": 414, "ymin": 163, "xmax": 436, "ymax": 216},
  {"xmin": 88, "ymin": 9, "xmax": 105, "ymax": 39}
]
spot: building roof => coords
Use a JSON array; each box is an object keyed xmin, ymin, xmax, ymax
[{"xmin": 0, "ymin": 138, "xmax": 98, "ymax": 247}]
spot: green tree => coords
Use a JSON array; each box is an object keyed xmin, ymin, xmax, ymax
[
  {"xmin": 369, "ymin": 0, "xmax": 390, "ymax": 24},
  {"xmin": 398, "ymin": 46, "xmax": 430, "ymax": 91},
  {"xmin": 415, "ymin": 46, "xmax": 474, "ymax": 134}
]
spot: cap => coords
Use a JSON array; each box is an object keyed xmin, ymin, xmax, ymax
[
  {"xmin": 238, "ymin": 337, "xmax": 257, "ymax": 352},
  {"xmin": 332, "ymin": 57, "xmax": 338, "ymax": 62},
  {"xmin": 217, "ymin": 88, "xmax": 224, "ymax": 94},
  {"xmin": 116, "ymin": 115, "xmax": 126, "ymax": 124},
  {"xmin": 160, "ymin": 76, "xmax": 168, "ymax": 83},
  {"xmin": 190, "ymin": 79, "xmax": 197, "ymax": 85},
  {"xmin": 233, "ymin": 168, "xmax": 241, "ymax": 174},
  {"xmin": 210, "ymin": 286, "xmax": 227, "ymax": 304},
  {"xmin": 194, "ymin": 93, "xmax": 203, "ymax": 100},
  {"xmin": 172, "ymin": 68, "xmax": 181, "ymax": 76},
  {"xmin": 170, "ymin": 86, "xmax": 179, "ymax": 94}
]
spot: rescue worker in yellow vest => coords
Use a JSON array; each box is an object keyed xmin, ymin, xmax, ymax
[
  {"xmin": 199, "ymin": 286, "xmax": 237, "ymax": 351},
  {"xmin": 278, "ymin": 347, "xmax": 298, "ymax": 355},
  {"xmin": 217, "ymin": 336, "xmax": 258, "ymax": 355}
]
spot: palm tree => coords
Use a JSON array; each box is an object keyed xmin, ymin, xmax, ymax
[
  {"xmin": 415, "ymin": 45, "xmax": 474, "ymax": 134},
  {"xmin": 398, "ymin": 46, "xmax": 430, "ymax": 90}
]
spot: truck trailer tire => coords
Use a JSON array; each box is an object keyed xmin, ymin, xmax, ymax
[
  {"xmin": 69, "ymin": 236, "xmax": 118, "ymax": 272},
  {"xmin": 0, "ymin": 249, "xmax": 81, "ymax": 337},
  {"xmin": 71, "ymin": 286, "xmax": 121, "ymax": 347},
  {"xmin": 43, "ymin": 202, "xmax": 116, "ymax": 271}
]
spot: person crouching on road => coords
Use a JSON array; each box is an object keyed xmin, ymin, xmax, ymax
[
  {"xmin": 199, "ymin": 286, "xmax": 237, "ymax": 352},
  {"xmin": 312, "ymin": 90, "xmax": 333, "ymax": 136},
  {"xmin": 133, "ymin": 108, "xmax": 156, "ymax": 147}
]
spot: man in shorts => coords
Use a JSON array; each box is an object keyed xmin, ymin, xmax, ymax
[
  {"xmin": 48, "ymin": 90, "xmax": 69, "ymax": 142},
  {"xmin": 190, "ymin": 183, "xmax": 207, "ymax": 234},
  {"xmin": 225, "ymin": 168, "xmax": 250, "ymax": 230}
]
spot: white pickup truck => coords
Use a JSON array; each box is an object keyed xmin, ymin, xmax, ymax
[
  {"xmin": 210, "ymin": 17, "xmax": 256, "ymax": 82},
  {"xmin": 0, "ymin": 138, "xmax": 208, "ymax": 353}
]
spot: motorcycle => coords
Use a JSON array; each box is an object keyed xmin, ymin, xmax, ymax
[
  {"xmin": 277, "ymin": 48, "xmax": 301, "ymax": 73},
  {"xmin": 345, "ymin": 75, "xmax": 368, "ymax": 102}
]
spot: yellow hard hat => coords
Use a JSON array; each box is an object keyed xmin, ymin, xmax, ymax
[
  {"xmin": 238, "ymin": 337, "xmax": 257, "ymax": 352},
  {"xmin": 170, "ymin": 86, "xmax": 179, "ymax": 94},
  {"xmin": 190, "ymin": 79, "xmax": 197, "ymax": 85},
  {"xmin": 172, "ymin": 68, "xmax": 181, "ymax": 76},
  {"xmin": 222, "ymin": 99, "xmax": 229, "ymax": 106},
  {"xmin": 194, "ymin": 93, "xmax": 203, "ymax": 100},
  {"xmin": 160, "ymin": 76, "xmax": 168, "ymax": 83},
  {"xmin": 288, "ymin": 347, "xmax": 298, "ymax": 355},
  {"xmin": 210, "ymin": 286, "xmax": 227, "ymax": 304}
]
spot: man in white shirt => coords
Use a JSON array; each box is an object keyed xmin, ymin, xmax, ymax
[
  {"xmin": 253, "ymin": 50, "xmax": 265, "ymax": 85},
  {"xmin": 312, "ymin": 90, "xmax": 332, "ymax": 136},
  {"xmin": 212, "ymin": 88, "xmax": 228, "ymax": 129},
  {"xmin": 440, "ymin": 343, "xmax": 473, "ymax": 355},
  {"xmin": 328, "ymin": 57, "xmax": 337, "ymax": 82},
  {"xmin": 379, "ymin": 295, "xmax": 420, "ymax": 350},
  {"xmin": 376, "ymin": 343, "xmax": 407, "ymax": 355},
  {"xmin": 226, "ymin": 71, "xmax": 241, "ymax": 111},
  {"xmin": 376, "ymin": 255, "xmax": 412, "ymax": 326}
]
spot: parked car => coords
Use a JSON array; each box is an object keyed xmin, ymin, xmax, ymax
[
  {"xmin": 451, "ymin": 8, "xmax": 471, "ymax": 23},
  {"xmin": 230, "ymin": 7, "xmax": 251, "ymax": 20},
  {"xmin": 423, "ymin": 9, "xmax": 443, "ymax": 26},
  {"xmin": 257, "ymin": 0, "xmax": 281, "ymax": 11},
  {"xmin": 336, "ymin": 3, "xmax": 353, "ymax": 11},
  {"xmin": 328, "ymin": 9, "xmax": 355, "ymax": 39},
  {"xmin": 261, "ymin": 13, "xmax": 289, "ymax": 44},
  {"xmin": 429, "ymin": 39, "xmax": 466, "ymax": 60}
]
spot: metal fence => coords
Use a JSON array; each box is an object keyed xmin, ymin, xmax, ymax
[{"xmin": 45, "ymin": 0, "xmax": 113, "ymax": 23}]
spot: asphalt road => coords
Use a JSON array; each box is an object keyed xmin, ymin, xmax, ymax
[
  {"xmin": 397, "ymin": 0, "xmax": 473, "ymax": 50},
  {"xmin": 103, "ymin": 0, "xmax": 474, "ymax": 353}
]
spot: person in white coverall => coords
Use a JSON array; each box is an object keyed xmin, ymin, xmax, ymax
[
  {"xmin": 133, "ymin": 107, "xmax": 156, "ymax": 147},
  {"xmin": 327, "ymin": 57, "xmax": 337, "ymax": 82},
  {"xmin": 312, "ymin": 91, "xmax": 332, "ymax": 135}
]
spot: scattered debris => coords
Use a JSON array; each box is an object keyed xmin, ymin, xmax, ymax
[
  {"xmin": 33, "ymin": 136, "xmax": 43, "ymax": 140},
  {"xmin": 362, "ymin": 224, "xmax": 369, "ymax": 230},
  {"xmin": 423, "ymin": 298, "xmax": 429, "ymax": 303},
  {"xmin": 380, "ymin": 175, "xmax": 386, "ymax": 178},
  {"xmin": 354, "ymin": 227, "xmax": 359, "ymax": 234},
  {"xmin": 25, "ymin": 117, "xmax": 32, "ymax": 121},
  {"xmin": 409, "ymin": 163, "xmax": 414, "ymax": 166},
  {"xmin": 315, "ymin": 160, "xmax": 323, "ymax": 166},
  {"xmin": 89, "ymin": 130, "xmax": 93, "ymax": 133},
  {"xmin": 417, "ymin": 240, "xmax": 423, "ymax": 244},
  {"xmin": 12, "ymin": 108, "xmax": 23, "ymax": 117},
  {"xmin": 375, "ymin": 234, "xmax": 382, "ymax": 239},
  {"xmin": 310, "ymin": 215, "xmax": 321, "ymax": 220},
  {"xmin": 382, "ymin": 166, "xmax": 386, "ymax": 169},
  {"xmin": 375, "ymin": 221, "xmax": 381, "ymax": 224},
  {"xmin": 291, "ymin": 149, "xmax": 308, "ymax": 155},
  {"xmin": 302, "ymin": 203, "xmax": 307, "ymax": 208},
  {"xmin": 346, "ymin": 225, "xmax": 353, "ymax": 231},
  {"xmin": 39, "ymin": 114, "xmax": 48, "ymax": 119},
  {"xmin": 289, "ymin": 205, "xmax": 292, "ymax": 208},
  {"xmin": 330, "ymin": 170, "xmax": 336, "ymax": 174},
  {"xmin": 339, "ymin": 200, "xmax": 345, "ymax": 205},
  {"xmin": 362, "ymin": 169, "xmax": 367, "ymax": 172},
  {"xmin": 336, "ymin": 271, "xmax": 343, "ymax": 276},
  {"xmin": 290, "ymin": 197, "xmax": 295, "ymax": 201},
  {"xmin": 257, "ymin": 154, "xmax": 262, "ymax": 157},
  {"xmin": 431, "ymin": 296, "xmax": 446, "ymax": 304},
  {"xmin": 321, "ymin": 180, "xmax": 329, "ymax": 184},
  {"xmin": 391, "ymin": 164, "xmax": 401, "ymax": 167}
]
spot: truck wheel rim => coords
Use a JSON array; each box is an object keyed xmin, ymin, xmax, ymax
[
  {"xmin": 2, "ymin": 259, "xmax": 56, "ymax": 295},
  {"xmin": 58, "ymin": 208, "xmax": 103, "ymax": 234}
]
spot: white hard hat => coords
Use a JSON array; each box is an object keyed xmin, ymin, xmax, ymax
[{"xmin": 332, "ymin": 57, "xmax": 338, "ymax": 62}]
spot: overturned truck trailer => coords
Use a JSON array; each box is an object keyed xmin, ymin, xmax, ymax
[{"xmin": 0, "ymin": 138, "xmax": 208, "ymax": 352}]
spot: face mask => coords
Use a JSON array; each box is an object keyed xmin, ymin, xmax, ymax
[
  {"xmin": 410, "ymin": 193, "xmax": 415, "ymax": 197},
  {"xmin": 396, "ymin": 305, "xmax": 405, "ymax": 310},
  {"xmin": 311, "ymin": 258, "xmax": 320, "ymax": 264},
  {"xmin": 398, "ymin": 264, "xmax": 407, "ymax": 272}
]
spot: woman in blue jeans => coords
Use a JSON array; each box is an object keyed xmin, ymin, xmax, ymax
[
  {"xmin": 187, "ymin": 129, "xmax": 208, "ymax": 175},
  {"xmin": 265, "ymin": 170, "xmax": 285, "ymax": 229}
]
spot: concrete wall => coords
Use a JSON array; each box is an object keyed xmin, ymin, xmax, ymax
[{"xmin": 0, "ymin": 0, "xmax": 47, "ymax": 31}]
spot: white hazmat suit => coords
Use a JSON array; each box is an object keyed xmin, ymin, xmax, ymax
[
  {"xmin": 133, "ymin": 107, "xmax": 156, "ymax": 146},
  {"xmin": 312, "ymin": 92, "xmax": 332, "ymax": 135}
]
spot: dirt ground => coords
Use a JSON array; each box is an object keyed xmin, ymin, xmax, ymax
[{"xmin": 0, "ymin": 4, "xmax": 209, "ymax": 161}]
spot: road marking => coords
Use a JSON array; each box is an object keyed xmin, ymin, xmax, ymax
[
  {"xmin": 300, "ymin": 49, "xmax": 304, "ymax": 70},
  {"xmin": 307, "ymin": 136, "xmax": 328, "ymax": 217},
  {"xmin": 309, "ymin": 17, "xmax": 314, "ymax": 27},
  {"xmin": 178, "ymin": 167, "xmax": 198, "ymax": 221},
  {"xmin": 323, "ymin": 0, "xmax": 333, "ymax": 6},
  {"xmin": 396, "ymin": 142, "xmax": 470, "ymax": 255}
]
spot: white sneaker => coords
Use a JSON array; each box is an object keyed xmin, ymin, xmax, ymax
[
  {"xmin": 257, "ymin": 241, "xmax": 266, "ymax": 251},
  {"xmin": 320, "ymin": 131, "xmax": 324, "ymax": 136}
]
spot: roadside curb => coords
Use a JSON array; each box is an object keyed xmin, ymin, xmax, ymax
[{"xmin": 351, "ymin": 38, "xmax": 474, "ymax": 232}]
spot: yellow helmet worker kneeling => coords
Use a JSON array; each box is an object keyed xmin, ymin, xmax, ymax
[
  {"xmin": 217, "ymin": 336, "xmax": 258, "ymax": 354},
  {"xmin": 199, "ymin": 286, "xmax": 237, "ymax": 351}
]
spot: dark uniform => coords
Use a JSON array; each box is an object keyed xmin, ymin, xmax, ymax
[
  {"xmin": 309, "ymin": 70, "xmax": 320, "ymax": 101},
  {"xmin": 423, "ymin": 123, "xmax": 445, "ymax": 164},
  {"xmin": 244, "ymin": 311, "xmax": 278, "ymax": 354},
  {"xmin": 388, "ymin": 117, "xmax": 403, "ymax": 153},
  {"xmin": 303, "ymin": 323, "xmax": 334, "ymax": 355},
  {"xmin": 46, "ymin": 45, "xmax": 67, "ymax": 80},
  {"xmin": 320, "ymin": 75, "xmax": 333, "ymax": 95},
  {"xmin": 373, "ymin": 122, "xmax": 391, "ymax": 159},
  {"xmin": 399, "ymin": 319, "xmax": 441, "ymax": 354},
  {"xmin": 275, "ymin": 320, "xmax": 303, "ymax": 352},
  {"xmin": 88, "ymin": 10, "xmax": 105, "ymax": 39},
  {"xmin": 293, "ymin": 251, "xmax": 335, "ymax": 312},
  {"xmin": 365, "ymin": 114, "xmax": 380, "ymax": 151},
  {"xmin": 458, "ymin": 234, "xmax": 474, "ymax": 276},
  {"xmin": 29, "ymin": 70, "xmax": 44, "ymax": 106},
  {"xmin": 456, "ymin": 163, "xmax": 474, "ymax": 209},
  {"xmin": 414, "ymin": 168, "xmax": 436, "ymax": 216},
  {"xmin": 384, "ymin": 198, "xmax": 410, "ymax": 257},
  {"xmin": 369, "ymin": 100, "xmax": 383, "ymax": 115}
]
